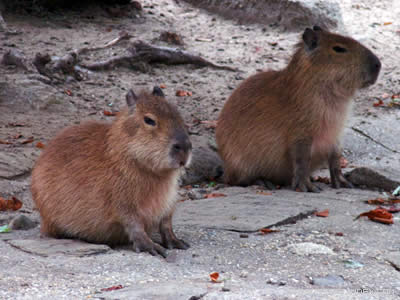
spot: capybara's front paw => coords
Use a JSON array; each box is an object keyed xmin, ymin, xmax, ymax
[
  {"xmin": 162, "ymin": 237, "xmax": 190, "ymax": 250},
  {"xmin": 292, "ymin": 176, "xmax": 322, "ymax": 193},
  {"xmin": 133, "ymin": 237, "xmax": 167, "ymax": 258}
]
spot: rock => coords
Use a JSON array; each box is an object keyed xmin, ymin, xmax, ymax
[
  {"xmin": 345, "ymin": 167, "xmax": 400, "ymax": 191},
  {"xmin": 0, "ymin": 78, "xmax": 76, "ymax": 112},
  {"xmin": 187, "ymin": 188, "xmax": 207, "ymax": 200},
  {"xmin": 311, "ymin": 275, "xmax": 346, "ymax": 287},
  {"xmin": 181, "ymin": 136, "xmax": 223, "ymax": 185},
  {"xmin": 96, "ymin": 281, "xmax": 208, "ymax": 300},
  {"xmin": 287, "ymin": 242, "xmax": 335, "ymax": 256},
  {"xmin": 9, "ymin": 215, "xmax": 38, "ymax": 230},
  {"xmin": 7, "ymin": 239, "xmax": 111, "ymax": 257},
  {"xmin": 182, "ymin": 0, "xmax": 344, "ymax": 32},
  {"xmin": 0, "ymin": 149, "xmax": 39, "ymax": 179}
]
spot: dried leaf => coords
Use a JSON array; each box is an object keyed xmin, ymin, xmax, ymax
[
  {"xmin": 10, "ymin": 197, "xmax": 23, "ymax": 211},
  {"xmin": 383, "ymin": 22, "xmax": 393, "ymax": 25},
  {"xmin": 200, "ymin": 120, "xmax": 218, "ymax": 129},
  {"xmin": 209, "ymin": 272, "xmax": 219, "ymax": 283},
  {"xmin": 103, "ymin": 110, "xmax": 117, "ymax": 116},
  {"xmin": 21, "ymin": 138, "xmax": 34, "ymax": 144},
  {"xmin": 14, "ymin": 134, "xmax": 22, "ymax": 139},
  {"xmin": 204, "ymin": 193, "xmax": 226, "ymax": 199},
  {"xmin": 101, "ymin": 285, "xmax": 123, "ymax": 292},
  {"xmin": 176, "ymin": 90, "xmax": 192, "ymax": 97},
  {"xmin": 256, "ymin": 191, "xmax": 272, "ymax": 196},
  {"xmin": 315, "ymin": 209, "xmax": 329, "ymax": 217},
  {"xmin": 0, "ymin": 196, "xmax": 22, "ymax": 211},
  {"xmin": 0, "ymin": 139, "xmax": 12, "ymax": 144},
  {"xmin": 36, "ymin": 142, "xmax": 45, "ymax": 149},
  {"xmin": 340, "ymin": 156, "xmax": 349, "ymax": 168},
  {"xmin": 159, "ymin": 84, "xmax": 166, "ymax": 89},
  {"xmin": 258, "ymin": 228, "xmax": 279, "ymax": 235},
  {"xmin": 335, "ymin": 232, "xmax": 344, "ymax": 236},
  {"xmin": 0, "ymin": 197, "xmax": 6, "ymax": 211},
  {"xmin": 386, "ymin": 206, "xmax": 400, "ymax": 213},
  {"xmin": 357, "ymin": 208, "xmax": 393, "ymax": 224},
  {"xmin": 65, "ymin": 89, "xmax": 73, "ymax": 96},
  {"xmin": 373, "ymin": 99, "xmax": 384, "ymax": 107},
  {"xmin": 312, "ymin": 176, "xmax": 330, "ymax": 184},
  {"xmin": 365, "ymin": 197, "xmax": 400, "ymax": 205}
]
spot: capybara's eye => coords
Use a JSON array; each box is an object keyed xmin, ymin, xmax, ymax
[
  {"xmin": 144, "ymin": 116, "xmax": 156, "ymax": 126},
  {"xmin": 333, "ymin": 46, "xmax": 347, "ymax": 53}
]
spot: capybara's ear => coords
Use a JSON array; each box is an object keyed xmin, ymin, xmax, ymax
[
  {"xmin": 313, "ymin": 25, "xmax": 323, "ymax": 32},
  {"xmin": 302, "ymin": 27, "xmax": 319, "ymax": 51},
  {"xmin": 126, "ymin": 89, "xmax": 138, "ymax": 108},
  {"xmin": 152, "ymin": 86, "xmax": 165, "ymax": 98}
]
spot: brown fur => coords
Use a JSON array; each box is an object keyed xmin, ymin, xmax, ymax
[
  {"xmin": 31, "ymin": 88, "xmax": 192, "ymax": 257},
  {"xmin": 216, "ymin": 27, "xmax": 381, "ymax": 191}
]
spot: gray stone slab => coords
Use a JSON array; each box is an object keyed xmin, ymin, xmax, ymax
[
  {"xmin": 95, "ymin": 281, "xmax": 209, "ymax": 300},
  {"xmin": 0, "ymin": 149, "xmax": 38, "ymax": 179},
  {"xmin": 7, "ymin": 239, "xmax": 111, "ymax": 257}
]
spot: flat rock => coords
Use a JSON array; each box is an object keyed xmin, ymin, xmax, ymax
[
  {"xmin": 287, "ymin": 242, "xmax": 335, "ymax": 256},
  {"xmin": 0, "ymin": 149, "xmax": 38, "ymax": 179},
  {"xmin": 311, "ymin": 274, "xmax": 346, "ymax": 287},
  {"xmin": 6, "ymin": 239, "xmax": 111, "ymax": 257},
  {"xmin": 175, "ymin": 191, "xmax": 316, "ymax": 231},
  {"xmin": 96, "ymin": 281, "xmax": 208, "ymax": 300},
  {"xmin": 183, "ymin": 0, "xmax": 344, "ymax": 31}
]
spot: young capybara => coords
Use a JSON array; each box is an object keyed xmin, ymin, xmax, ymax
[
  {"xmin": 31, "ymin": 87, "xmax": 192, "ymax": 257},
  {"xmin": 216, "ymin": 26, "xmax": 381, "ymax": 192}
]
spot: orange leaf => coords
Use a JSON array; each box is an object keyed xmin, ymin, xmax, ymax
[
  {"xmin": 65, "ymin": 89, "xmax": 73, "ymax": 96},
  {"xmin": 257, "ymin": 191, "xmax": 272, "ymax": 196},
  {"xmin": 176, "ymin": 90, "xmax": 192, "ymax": 97},
  {"xmin": 103, "ymin": 110, "xmax": 117, "ymax": 116},
  {"xmin": 0, "ymin": 197, "xmax": 6, "ymax": 211},
  {"xmin": 315, "ymin": 209, "xmax": 329, "ymax": 217},
  {"xmin": 373, "ymin": 99, "xmax": 384, "ymax": 107},
  {"xmin": 357, "ymin": 208, "xmax": 393, "ymax": 224},
  {"xmin": 160, "ymin": 84, "xmax": 166, "ymax": 89},
  {"xmin": 10, "ymin": 196, "xmax": 22, "ymax": 211},
  {"xmin": 36, "ymin": 142, "xmax": 45, "ymax": 149},
  {"xmin": 200, "ymin": 120, "xmax": 218, "ymax": 129},
  {"xmin": 21, "ymin": 138, "xmax": 34, "ymax": 144},
  {"xmin": 209, "ymin": 272, "xmax": 219, "ymax": 282},
  {"xmin": 0, "ymin": 139, "xmax": 12, "ymax": 144},
  {"xmin": 101, "ymin": 285, "xmax": 123, "ymax": 292},
  {"xmin": 340, "ymin": 156, "xmax": 349, "ymax": 168},
  {"xmin": 258, "ymin": 228, "xmax": 279, "ymax": 235},
  {"xmin": 204, "ymin": 193, "xmax": 226, "ymax": 199},
  {"xmin": 383, "ymin": 22, "xmax": 392, "ymax": 26}
]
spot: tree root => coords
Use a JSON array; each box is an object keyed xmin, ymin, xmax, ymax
[{"xmin": 1, "ymin": 31, "xmax": 237, "ymax": 84}]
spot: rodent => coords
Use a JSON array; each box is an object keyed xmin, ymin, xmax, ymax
[
  {"xmin": 216, "ymin": 26, "xmax": 381, "ymax": 192},
  {"xmin": 31, "ymin": 86, "xmax": 192, "ymax": 257}
]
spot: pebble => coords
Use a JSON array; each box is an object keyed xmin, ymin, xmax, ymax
[
  {"xmin": 9, "ymin": 215, "xmax": 37, "ymax": 230},
  {"xmin": 311, "ymin": 275, "xmax": 346, "ymax": 287}
]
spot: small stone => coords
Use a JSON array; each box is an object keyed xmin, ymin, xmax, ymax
[
  {"xmin": 9, "ymin": 215, "xmax": 37, "ymax": 230},
  {"xmin": 288, "ymin": 242, "xmax": 335, "ymax": 256},
  {"xmin": 239, "ymin": 270, "xmax": 248, "ymax": 278},
  {"xmin": 187, "ymin": 189, "xmax": 207, "ymax": 200},
  {"xmin": 311, "ymin": 275, "xmax": 346, "ymax": 287},
  {"xmin": 239, "ymin": 234, "xmax": 249, "ymax": 238},
  {"xmin": 221, "ymin": 287, "xmax": 230, "ymax": 292}
]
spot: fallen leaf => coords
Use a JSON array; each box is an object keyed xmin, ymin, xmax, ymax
[
  {"xmin": 65, "ymin": 89, "xmax": 73, "ymax": 96},
  {"xmin": 386, "ymin": 206, "xmax": 400, "ymax": 213},
  {"xmin": 383, "ymin": 22, "xmax": 393, "ymax": 25},
  {"xmin": 200, "ymin": 120, "xmax": 218, "ymax": 129},
  {"xmin": 0, "ymin": 139, "xmax": 12, "ymax": 144},
  {"xmin": 392, "ymin": 94, "xmax": 400, "ymax": 99},
  {"xmin": 36, "ymin": 142, "xmax": 45, "ymax": 149},
  {"xmin": 176, "ymin": 90, "xmax": 192, "ymax": 97},
  {"xmin": 21, "ymin": 138, "xmax": 34, "ymax": 144},
  {"xmin": 373, "ymin": 99, "xmax": 384, "ymax": 107},
  {"xmin": 204, "ymin": 193, "xmax": 226, "ymax": 199},
  {"xmin": 365, "ymin": 197, "xmax": 400, "ymax": 205},
  {"xmin": 209, "ymin": 272, "xmax": 219, "ymax": 283},
  {"xmin": 8, "ymin": 122, "xmax": 25, "ymax": 127},
  {"xmin": 340, "ymin": 157, "xmax": 349, "ymax": 168},
  {"xmin": 159, "ymin": 84, "xmax": 166, "ymax": 89},
  {"xmin": 315, "ymin": 209, "xmax": 329, "ymax": 217},
  {"xmin": 103, "ymin": 110, "xmax": 117, "ymax": 116},
  {"xmin": 100, "ymin": 285, "xmax": 123, "ymax": 292},
  {"xmin": 312, "ymin": 176, "xmax": 330, "ymax": 184},
  {"xmin": 258, "ymin": 228, "xmax": 279, "ymax": 235},
  {"xmin": 356, "ymin": 207, "xmax": 393, "ymax": 224},
  {"xmin": 335, "ymin": 232, "xmax": 344, "ymax": 236},
  {"xmin": 14, "ymin": 134, "xmax": 22, "ymax": 139},
  {"xmin": 0, "ymin": 196, "xmax": 22, "ymax": 211},
  {"xmin": 256, "ymin": 191, "xmax": 272, "ymax": 196}
]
